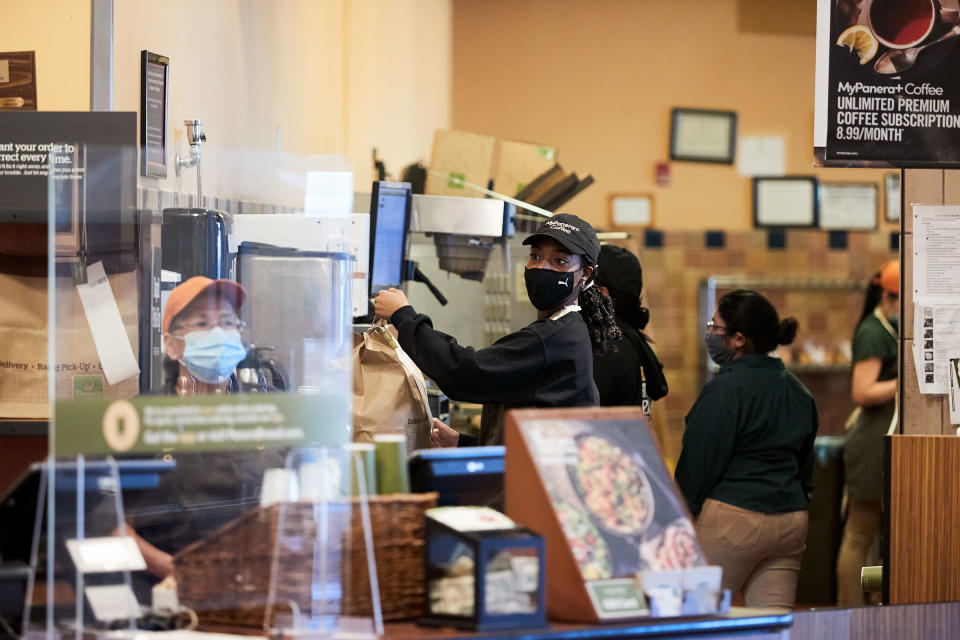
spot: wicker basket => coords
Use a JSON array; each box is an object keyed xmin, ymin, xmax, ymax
[{"xmin": 174, "ymin": 493, "xmax": 437, "ymax": 627}]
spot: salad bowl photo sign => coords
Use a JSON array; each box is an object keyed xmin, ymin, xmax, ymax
[{"xmin": 504, "ymin": 407, "xmax": 706, "ymax": 623}]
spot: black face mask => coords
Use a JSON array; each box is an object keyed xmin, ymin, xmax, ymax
[{"xmin": 525, "ymin": 268, "xmax": 579, "ymax": 311}]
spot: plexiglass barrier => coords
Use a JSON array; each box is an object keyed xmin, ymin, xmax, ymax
[{"xmin": 25, "ymin": 133, "xmax": 376, "ymax": 638}]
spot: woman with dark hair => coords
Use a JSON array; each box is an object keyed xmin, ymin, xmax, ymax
[
  {"xmin": 592, "ymin": 244, "xmax": 668, "ymax": 411},
  {"xmin": 675, "ymin": 290, "xmax": 818, "ymax": 610},
  {"xmin": 374, "ymin": 213, "xmax": 616, "ymax": 447},
  {"xmin": 836, "ymin": 261, "xmax": 899, "ymax": 606}
]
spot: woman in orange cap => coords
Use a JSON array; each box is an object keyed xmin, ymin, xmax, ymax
[{"xmin": 836, "ymin": 260, "xmax": 899, "ymax": 605}]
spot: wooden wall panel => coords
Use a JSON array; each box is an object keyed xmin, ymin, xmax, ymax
[
  {"xmin": 903, "ymin": 169, "xmax": 944, "ymax": 207},
  {"xmin": 887, "ymin": 435, "xmax": 960, "ymax": 604},
  {"xmin": 943, "ymin": 169, "xmax": 960, "ymax": 203},
  {"xmin": 793, "ymin": 603, "xmax": 960, "ymax": 640}
]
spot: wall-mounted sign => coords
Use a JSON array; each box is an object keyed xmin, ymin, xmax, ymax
[
  {"xmin": 140, "ymin": 50, "xmax": 169, "ymax": 178},
  {"xmin": 815, "ymin": 0, "xmax": 960, "ymax": 166},
  {"xmin": 819, "ymin": 182, "xmax": 878, "ymax": 230},
  {"xmin": 0, "ymin": 51, "xmax": 37, "ymax": 110},
  {"xmin": 753, "ymin": 177, "xmax": 819, "ymax": 228},
  {"xmin": 669, "ymin": 108, "xmax": 737, "ymax": 164}
]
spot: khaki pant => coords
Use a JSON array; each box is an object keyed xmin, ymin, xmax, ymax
[
  {"xmin": 696, "ymin": 498, "xmax": 808, "ymax": 610},
  {"xmin": 835, "ymin": 498, "xmax": 882, "ymax": 607}
]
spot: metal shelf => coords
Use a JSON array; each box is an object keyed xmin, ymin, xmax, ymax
[{"xmin": 706, "ymin": 276, "xmax": 868, "ymax": 291}]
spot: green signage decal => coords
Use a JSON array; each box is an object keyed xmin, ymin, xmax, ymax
[
  {"xmin": 447, "ymin": 172, "xmax": 466, "ymax": 189},
  {"xmin": 73, "ymin": 375, "xmax": 104, "ymax": 400},
  {"xmin": 586, "ymin": 579, "xmax": 648, "ymax": 619},
  {"xmin": 536, "ymin": 146, "xmax": 556, "ymax": 160},
  {"xmin": 54, "ymin": 392, "xmax": 351, "ymax": 456}
]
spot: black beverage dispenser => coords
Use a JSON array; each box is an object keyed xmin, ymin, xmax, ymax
[{"xmin": 160, "ymin": 207, "xmax": 232, "ymax": 280}]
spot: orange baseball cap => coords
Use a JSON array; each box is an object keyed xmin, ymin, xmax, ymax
[
  {"xmin": 876, "ymin": 261, "xmax": 899, "ymax": 295},
  {"xmin": 162, "ymin": 277, "xmax": 247, "ymax": 333}
]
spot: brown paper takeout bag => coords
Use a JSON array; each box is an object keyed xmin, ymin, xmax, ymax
[{"xmin": 352, "ymin": 321, "xmax": 433, "ymax": 454}]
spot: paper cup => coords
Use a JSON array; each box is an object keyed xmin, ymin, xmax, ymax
[
  {"xmin": 344, "ymin": 443, "xmax": 377, "ymax": 496},
  {"xmin": 373, "ymin": 434, "xmax": 410, "ymax": 494},
  {"xmin": 299, "ymin": 457, "xmax": 342, "ymax": 501},
  {"xmin": 260, "ymin": 468, "xmax": 299, "ymax": 507}
]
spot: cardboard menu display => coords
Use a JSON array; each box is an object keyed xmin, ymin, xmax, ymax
[
  {"xmin": 424, "ymin": 129, "xmax": 496, "ymax": 198},
  {"xmin": 504, "ymin": 407, "xmax": 707, "ymax": 623}
]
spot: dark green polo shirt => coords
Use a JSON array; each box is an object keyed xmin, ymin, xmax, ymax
[{"xmin": 675, "ymin": 354, "xmax": 818, "ymax": 517}]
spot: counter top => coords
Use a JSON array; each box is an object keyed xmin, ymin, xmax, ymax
[{"xmin": 380, "ymin": 608, "xmax": 791, "ymax": 639}]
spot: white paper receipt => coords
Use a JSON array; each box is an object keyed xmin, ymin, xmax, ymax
[
  {"xmin": 427, "ymin": 506, "xmax": 516, "ymax": 532},
  {"xmin": 66, "ymin": 536, "xmax": 147, "ymax": 573},
  {"xmin": 75, "ymin": 261, "xmax": 140, "ymax": 385}
]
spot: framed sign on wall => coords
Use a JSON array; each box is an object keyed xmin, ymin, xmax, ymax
[
  {"xmin": 669, "ymin": 108, "xmax": 737, "ymax": 164},
  {"xmin": 609, "ymin": 193, "xmax": 654, "ymax": 229},
  {"xmin": 885, "ymin": 172, "xmax": 901, "ymax": 223},
  {"xmin": 752, "ymin": 177, "xmax": 819, "ymax": 228},
  {"xmin": 140, "ymin": 50, "xmax": 169, "ymax": 178},
  {"xmin": 818, "ymin": 182, "xmax": 878, "ymax": 231}
]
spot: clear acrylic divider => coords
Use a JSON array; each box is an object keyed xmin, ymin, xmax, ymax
[{"xmin": 37, "ymin": 137, "xmax": 362, "ymax": 637}]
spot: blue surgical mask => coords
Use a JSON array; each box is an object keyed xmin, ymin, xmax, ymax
[
  {"xmin": 705, "ymin": 332, "xmax": 737, "ymax": 366},
  {"xmin": 181, "ymin": 327, "xmax": 247, "ymax": 384}
]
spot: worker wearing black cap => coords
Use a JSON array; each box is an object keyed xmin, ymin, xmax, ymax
[
  {"xmin": 593, "ymin": 245, "xmax": 668, "ymax": 411},
  {"xmin": 374, "ymin": 213, "xmax": 620, "ymax": 447}
]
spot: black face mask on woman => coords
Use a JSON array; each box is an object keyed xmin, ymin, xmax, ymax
[{"xmin": 524, "ymin": 267, "xmax": 580, "ymax": 311}]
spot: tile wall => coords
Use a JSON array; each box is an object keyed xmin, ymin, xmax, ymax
[{"xmin": 608, "ymin": 228, "xmax": 899, "ymax": 462}]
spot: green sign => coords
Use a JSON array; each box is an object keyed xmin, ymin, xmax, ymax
[
  {"xmin": 73, "ymin": 375, "xmax": 104, "ymax": 399},
  {"xmin": 586, "ymin": 579, "xmax": 648, "ymax": 619},
  {"xmin": 536, "ymin": 146, "xmax": 556, "ymax": 160},
  {"xmin": 447, "ymin": 172, "xmax": 465, "ymax": 189},
  {"xmin": 54, "ymin": 392, "xmax": 351, "ymax": 456}
]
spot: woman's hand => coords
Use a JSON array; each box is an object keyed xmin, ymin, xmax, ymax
[
  {"xmin": 430, "ymin": 418, "xmax": 460, "ymax": 448},
  {"xmin": 374, "ymin": 288, "xmax": 409, "ymax": 321}
]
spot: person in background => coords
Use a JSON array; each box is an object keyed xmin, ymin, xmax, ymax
[
  {"xmin": 592, "ymin": 245, "xmax": 668, "ymax": 411},
  {"xmin": 161, "ymin": 276, "xmax": 248, "ymax": 395},
  {"xmin": 675, "ymin": 290, "xmax": 818, "ymax": 610},
  {"xmin": 836, "ymin": 261, "xmax": 899, "ymax": 606},
  {"xmin": 373, "ymin": 214, "xmax": 619, "ymax": 447},
  {"xmin": 125, "ymin": 277, "xmax": 283, "ymax": 579}
]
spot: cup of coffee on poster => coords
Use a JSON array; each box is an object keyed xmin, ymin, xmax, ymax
[{"xmin": 869, "ymin": 0, "xmax": 938, "ymax": 49}]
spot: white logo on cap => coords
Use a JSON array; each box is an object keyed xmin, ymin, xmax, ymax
[{"xmin": 545, "ymin": 219, "xmax": 580, "ymax": 234}]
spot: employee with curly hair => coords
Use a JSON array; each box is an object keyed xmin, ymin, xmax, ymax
[
  {"xmin": 675, "ymin": 290, "xmax": 818, "ymax": 610},
  {"xmin": 374, "ymin": 213, "xmax": 619, "ymax": 447}
]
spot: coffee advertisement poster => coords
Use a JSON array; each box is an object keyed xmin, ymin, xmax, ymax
[
  {"xmin": 825, "ymin": 0, "xmax": 960, "ymax": 165},
  {"xmin": 517, "ymin": 418, "xmax": 705, "ymax": 581}
]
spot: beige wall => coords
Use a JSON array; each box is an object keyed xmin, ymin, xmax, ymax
[
  {"xmin": 0, "ymin": 0, "xmax": 90, "ymax": 110},
  {"xmin": 2, "ymin": 0, "xmax": 451, "ymax": 206},
  {"xmin": 111, "ymin": 0, "xmax": 451, "ymax": 206},
  {"xmin": 452, "ymin": 0, "xmax": 894, "ymax": 231},
  {"xmin": 345, "ymin": 0, "xmax": 452, "ymax": 187}
]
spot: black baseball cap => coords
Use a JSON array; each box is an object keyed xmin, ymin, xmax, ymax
[
  {"xmin": 595, "ymin": 245, "xmax": 643, "ymax": 298},
  {"xmin": 522, "ymin": 213, "xmax": 601, "ymax": 264}
]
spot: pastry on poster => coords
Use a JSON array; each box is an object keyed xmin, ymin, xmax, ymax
[
  {"xmin": 640, "ymin": 518, "xmax": 703, "ymax": 571},
  {"xmin": 834, "ymin": 0, "xmax": 960, "ymax": 77},
  {"xmin": 570, "ymin": 434, "xmax": 654, "ymax": 536},
  {"xmin": 555, "ymin": 501, "xmax": 612, "ymax": 580}
]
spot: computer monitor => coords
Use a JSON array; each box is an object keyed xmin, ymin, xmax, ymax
[{"xmin": 368, "ymin": 180, "xmax": 412, "ymax": 296}]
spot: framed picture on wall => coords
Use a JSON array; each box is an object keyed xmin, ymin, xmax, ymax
[
  {"xmin": 885, "ymin": 172, "xmax": 901, "ymax": 223},
  {"xmin": 609, "ymin": 193, "xmax": 654, "ymax": 228},
  {"xmin": 818, "ymin": 182, "xmax": 878, "ymax": 230},
  {"xmin": 752, "ymin": 177, "xmax": 819, "ymax": 228},
  {"xmin": 140, "ymin": 50, "xmax": 169, "ymax": 178},
  {"xmin": 669, "ymin": 108, "xmax": 737, "ymax": 164}
]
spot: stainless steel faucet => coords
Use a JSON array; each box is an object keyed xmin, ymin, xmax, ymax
[{"xmin": 175, "ymin": 119, "xmax": 206, "ymax": 207}]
